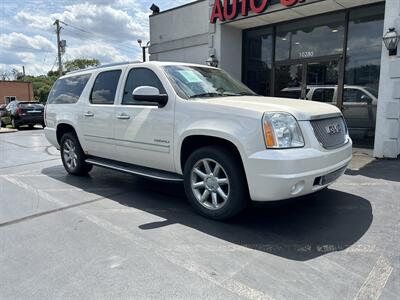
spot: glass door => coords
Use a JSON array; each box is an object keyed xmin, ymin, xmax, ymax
[
  {"xmin": 274, "ymin": 57, "xmax": 342, "ymax": 105},
  {"xmin": 274, "ymin": 64, "xmax": 304, "ymax": 99},
  {"xmin": 305, "ymin": 59, "xmax": 340, "ymax": 105}
]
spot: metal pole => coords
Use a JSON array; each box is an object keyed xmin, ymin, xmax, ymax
[
  {"xmin": 142, "ymin": 47, "xmax": 146, "ymax": 62},
  {"xmin": 54, "ymin": 19, "xmax": 63, "ymax": 76}
]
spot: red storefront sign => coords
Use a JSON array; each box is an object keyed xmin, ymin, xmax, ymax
[{"xmin": 210, "ymin": 0, "xmax": 306, "ymax": 23}]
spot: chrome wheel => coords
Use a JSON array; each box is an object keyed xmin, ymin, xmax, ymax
[
  {"xmin": 63, "ymin": 139, "xmax": 78, "ymax": 170},
  {"xmin": 190, "ymin": 158, "xmax": 230, "ymax": 210}
]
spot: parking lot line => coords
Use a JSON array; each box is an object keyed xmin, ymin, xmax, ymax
[{"xmin": 354, "ymin": 256, "xmax": 393, "ymax": 300}]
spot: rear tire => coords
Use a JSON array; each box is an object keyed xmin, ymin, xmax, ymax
[
  {"xmin": 183, "ymin": 146, "xmax": 249, "ymax": 220},
  {"xmin": 60, "ymin": 132, "xmax": 93, "ymax": 176}
]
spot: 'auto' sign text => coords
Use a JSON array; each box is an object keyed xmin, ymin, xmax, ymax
[{"xmin": 210, "ymin": 0, "xmax": 306, "ymax": 23}]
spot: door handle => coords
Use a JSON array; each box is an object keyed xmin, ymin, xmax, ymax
[
  {"xmin": 117, "ymin": 114, "xmax": 131, "ymax": 120},
  {"xmin": 84, "ymin": 111, "xmax": 94, "ymax": 117}
]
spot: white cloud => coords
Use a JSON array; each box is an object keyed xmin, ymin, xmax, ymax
[
  {"xmin": 15, "ymin": 2, "xmax": 148, "ymax": 40},
  {"xmin": 0, "ymin": 32, "xmax": 55, "ymax": 53},
  {"xmin": 3, "ymin": 0, "xmax": 193, "ymax": 75},
  {"xmin": 67, "ymin": 42, "xmax": 133, "ymax": 64}
]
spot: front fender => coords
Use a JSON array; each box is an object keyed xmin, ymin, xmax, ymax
[{"xmin": 175, "ymin": 118, "xmax": 264, "ymax": 174}]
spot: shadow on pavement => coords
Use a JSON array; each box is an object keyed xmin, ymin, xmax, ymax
[
  {"xmin": 346, "ymin": 158, "xmax": 400, "ymax": 182},
  {"xmin": 42, "ymin": 165, "xmax": 373, "ymax": 261}
]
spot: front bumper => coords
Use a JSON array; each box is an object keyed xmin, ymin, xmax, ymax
[{"xmin": 245, "ymin": 140, "xmax": 352, "ymax": 201}]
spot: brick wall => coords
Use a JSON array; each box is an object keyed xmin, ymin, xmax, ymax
[{"xmin": 0, "ymin": 81, "xmax": 34, "ymax": 105}]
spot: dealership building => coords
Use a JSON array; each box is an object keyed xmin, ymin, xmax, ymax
[{"xmin": 149, "ymin": 0, "xmax": 400, "ymax": 158}]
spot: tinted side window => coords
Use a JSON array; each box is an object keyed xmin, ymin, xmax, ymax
[
  {"xmin": 90, "ymin": 70, "xmax": 121, "ymax": 105},
  {"xmin": 47, "ymin": 74, "xmax": 91, "ymax": 104},
  {"xmin": 343, "ymin": 89, "xmax": 371, "ymax": 103},
  {"xmin": 312, "ymin": 88, "xmax": 334, "ymax": 103},
  {"xmin": 122, "ymin": 68, "xmax": 166, "ymax": 105}
]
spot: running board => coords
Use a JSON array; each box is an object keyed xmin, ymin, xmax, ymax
[{"xmin": 85, "ymin": 157, "xmax": 183, "ymax": 182}]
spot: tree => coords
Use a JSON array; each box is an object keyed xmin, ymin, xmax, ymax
[
  {"xmin": 64, "ymin": 58, "xmax": 100, "ymax": 72},
  {"xmin": 12, "ymin": 68, "xmax": 24, "ymax": 80}
]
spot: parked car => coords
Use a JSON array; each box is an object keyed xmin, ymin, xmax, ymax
[
  {"xmin": 1, "ymin": 101, "xmax": 45, "ymax": 129},
  {"xmin": 280, "ymin": 85, "xmax": 378, "ymax": 137},
  {"xmin": 0, "ymin": 105, "xmax": 6, "ymax": 128},
  {"xmin": 44, "ymin": 62, "xmax": 352, "ymax": 220}
]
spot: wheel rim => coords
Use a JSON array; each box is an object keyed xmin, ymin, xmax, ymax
[
  {"xmin": 190, "ymin": 158, "xmax": 230, "ymax": 210},
  {"xmin": 63, "ymin": 139, "xmax": 78, "ymax": 170}
]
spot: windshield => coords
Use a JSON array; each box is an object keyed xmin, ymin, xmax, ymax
[{"xmin": 163, "ymin": 65, "xmax": 257, "ymax": 99}]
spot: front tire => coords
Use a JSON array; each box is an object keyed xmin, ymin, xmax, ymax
[
  {"xmin": 60, "ymin": 132, "xmax": 93, "ymax": 176},
  {"xmin": 183, "ymin": 146, "xmax": 249, "ymax": 220}
]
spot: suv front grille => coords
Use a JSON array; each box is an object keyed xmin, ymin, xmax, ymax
[{"xmin": 310, "ymin": 117, "xmax": 348, "ymax": 149}]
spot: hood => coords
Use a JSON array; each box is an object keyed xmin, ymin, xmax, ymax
[{"xmin": 198, "ymin": 96, "xmax": 342, "ymax": 121}]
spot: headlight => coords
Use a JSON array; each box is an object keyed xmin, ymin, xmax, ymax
[{"xmin": 263, "ymin": 112, "xmax": 305, "ymax": 149}]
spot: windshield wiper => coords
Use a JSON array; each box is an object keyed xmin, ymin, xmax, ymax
[
  {"xmin": 234, "ymin": 92, "xmax": 258, "ymax": 96},
  {"xmin": 216, "ymin": 92, "xmax": 258, "ymax": 97},
  {"xmin": 189, "ymin": 92, "xmax": 224, "ymax": 98}
]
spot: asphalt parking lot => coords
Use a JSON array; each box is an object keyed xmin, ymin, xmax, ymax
[{"xmin": 0, "ymin": 128, "xmax": 399, "ymax": 300}]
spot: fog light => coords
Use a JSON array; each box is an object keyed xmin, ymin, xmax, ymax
[{"xmin": 291, "ymin": 181, "xmax": 305, "ymax": 195}]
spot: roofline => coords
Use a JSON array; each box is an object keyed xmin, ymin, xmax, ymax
[
  {"xmin": 149, "ymin": 0, "xmax": 207, "ymax": 17},
  {"xmin": 66, "ymin": 61, "xmax": 140, "ymax": 75},
  {"xmin": 0, "ymin": 80, "xmax": 32, "ymax": 84}
]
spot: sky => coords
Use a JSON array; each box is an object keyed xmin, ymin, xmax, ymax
[{"xmin": 0, "ymin": 0, "xmax": 193, "ymax": 76}]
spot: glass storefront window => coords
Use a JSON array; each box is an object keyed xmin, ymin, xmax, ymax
[
  {"xmin": 275, "ymin": 13, "xmax": 345, "ymax": 61},
  {"xmin": 243, "ymin": 28, "xmax": 273, "ymax": 96},
  {"xmin": 275, "ymin": 64, "xmax": 303, "ymax": 99},
  {"xmin": 242, "ymin": 5, "xmax": 384, "ymax": 146},
  {"xmin": 344, "ymin": 4, "xmax": 384, "ymax": 144}
]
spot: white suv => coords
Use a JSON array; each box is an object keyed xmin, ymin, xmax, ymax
[{"xmin": 45, "ymin": 62, "xmax": 352, "ymax": 220}]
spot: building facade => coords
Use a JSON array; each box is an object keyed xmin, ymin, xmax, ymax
[
  {"xmin": 149, "ymin": 0, "xmax": 400, "ymax": 158},
  {"xmin": 0, "ymin": 81, "xmax": 34, "ymax": 105}
]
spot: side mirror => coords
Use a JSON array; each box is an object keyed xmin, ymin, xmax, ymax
[
  {"xmin": 132, "ymin": 86, "xmax": 168, "ymax": 107},
  {"xmin": 361, "ymin": 95, "xmax": 372, "ymax": 104}
]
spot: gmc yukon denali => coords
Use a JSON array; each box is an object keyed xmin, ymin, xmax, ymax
[{"xmin": 44, "ymin": 62, "xmax": 352, "ymax": 220}]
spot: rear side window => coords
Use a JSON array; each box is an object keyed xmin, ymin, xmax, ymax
[
  {"xmin": 312, "ymin": 88, "xmax": 335, "ymax": 103},
  {"xmin": 90, "ymin": 70, "xmax": 122, "ymax": 105},
  {"xmin": 343, "ymin": 89, "xmax": 372, "ymax": 103},
  {"xmin": 122, "ymin": 68, "xmax": 166, "ymax": 105},
  {"xmin": 47, "ymin": 74, "xmax": 91, "ymax": 104}
]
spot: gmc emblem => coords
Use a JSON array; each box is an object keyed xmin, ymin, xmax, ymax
[{"xmin": 325, "ymin": 124, "xmax": 342, "ymax": 135}]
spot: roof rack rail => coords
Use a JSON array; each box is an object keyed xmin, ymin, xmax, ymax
[{"xmin": 67, "ymin": 61, "xmax": 141, "ymax": 74}]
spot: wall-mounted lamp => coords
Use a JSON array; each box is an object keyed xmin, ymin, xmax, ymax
[
  {"xmin": 206, "ymin": 55, "xmax": 219, "ymax": 67},
  {"xmin": 150, "ymin": 4, "xmax": 160, "ymax": 15},
  {"xmin": 383, "ymin": 27, "xmax": 399, "ymax": 56}
]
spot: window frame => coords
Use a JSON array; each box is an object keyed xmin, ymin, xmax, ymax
[
  {"xmin": 4, "ymin": 96, "xmax": 16, "ymax": 104},
  {"xmin": 89, "ymin": 69, "xmax": 122, "ymax": 105},
  {"xmin": 121, "ymin": 67, "xmax": 167, "ymax": 106}
]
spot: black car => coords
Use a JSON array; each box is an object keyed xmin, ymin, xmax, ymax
[
  {"xmin": 0, "ymin": 101, "xmax": 45, "ymax": 129},
  {"xmin": 0, "ymin": 104, "xmax": 6, "ymax": 118}
]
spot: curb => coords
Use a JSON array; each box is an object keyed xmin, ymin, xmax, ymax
[{"xmin": 0, "ymin": 128, "xmax": 18, "ymax": 134}]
